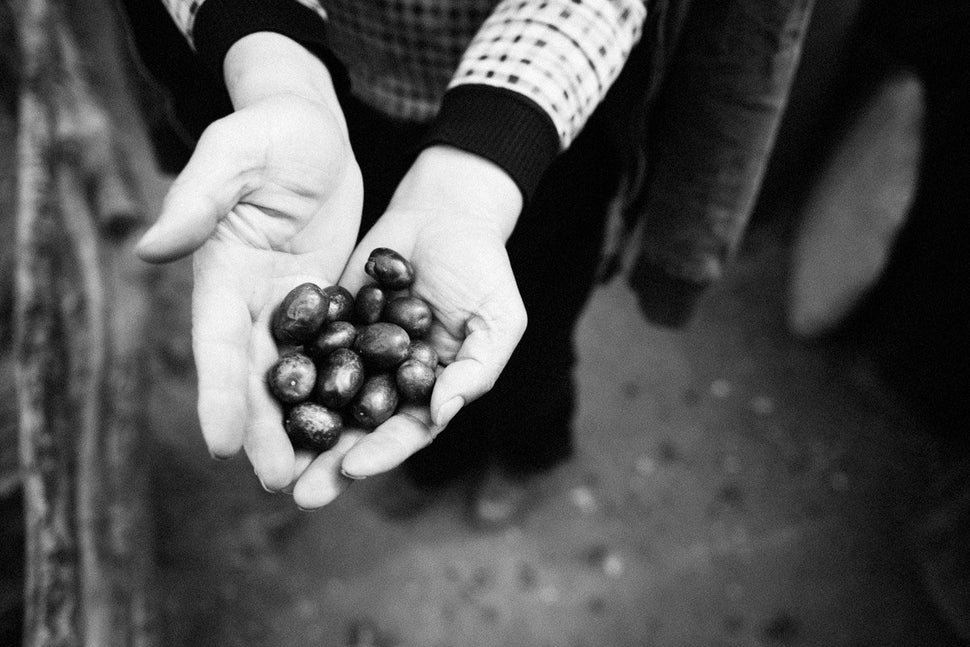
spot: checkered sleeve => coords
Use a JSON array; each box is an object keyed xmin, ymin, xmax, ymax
[{"xmin": 424, "ymin": 0, "xmax": 646, "ymax": 202}]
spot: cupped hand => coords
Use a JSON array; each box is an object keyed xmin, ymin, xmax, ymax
[
  {"xmin": 137, "ymin": 91, "xmax": 364, "ymax": 491},
  {"xmin": 291, "ymin": 145, "xmax": 527, "ymax": 510}
]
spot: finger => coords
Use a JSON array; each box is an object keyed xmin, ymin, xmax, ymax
[
  {"xmin": 292, "ymin": 428, "xmax": 369, "ymax": 510},
  {"xmin": 191, "ymin": 250, "xmax": 251, "ymax": 459},
  {"xmin": 429, "ymin": 312, "xmax": 526, "ymax": 427},
  {"xmin": 340, "ymin": 405, "xmax": 435, "ymax": 478},
  {"xmin": 426, "ymin": 321, "xmax": 462, "ymax": 365},
  {"xmin": 137, "ymin": 115, "xmax": 259, "ymax": 263},
  {"xmin": 279, "ymin": 450, "xmax": 317, "ymax": 495},
  {"xmin": 243, "ymin": 306, "xmax": 296, "ymax": 491}
]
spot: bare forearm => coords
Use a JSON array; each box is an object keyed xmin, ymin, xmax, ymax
[
  {"xmin": 223, "ymin": 32, "xmax": 343, "ymax": 120},
  {"xmin": 391, "ymin": 145, "xmax": 523, "ymax": 242}
]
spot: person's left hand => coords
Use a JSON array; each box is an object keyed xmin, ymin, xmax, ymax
[{"xmin": 289, "ymin": 145, "xmax": 528, "ymax": 510}]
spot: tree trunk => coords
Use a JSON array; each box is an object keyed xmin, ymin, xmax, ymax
[{"xmin": 12, "ymin": 0, "xmax": 161, "ymax": 644}]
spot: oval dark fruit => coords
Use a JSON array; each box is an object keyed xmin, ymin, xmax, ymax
[
  {"xmin": 364, "ymin": 247, "xmax": 415, "ymax": 289},
  {"xmin": 268, "ymin": 352, "xmax": 316, "ymax": 404},
  {"xmin": 323, "ymin": 285, "xmax": 355, "ymax": 322},
  {"xmin": 354, "ymin": 283, "xmax": 386, "ymax": 324},
  {"xmin": 396, "ymin": 359, "xmax": 436, "ymax": 403},
  {"xmin": 271, "ymin": 282, "xmax": 330, "ymax": 345},
  {"xmin": 286, "ymin": 402, "xmax": 343, "ymax": 452},
  {"xmin": 407, "ymin": 340, "xmax": 438, "ymax": 369},
  {"xmin": 353, "ymin": 322, "xmax": 411, "ymax": 369},
  {"xmin": 315, "ymin": 348, "xmax": 365, "ymax": 408},
  {"xmin": 310, "ymin": 320, "xmax": 357, "ymax": 358},
  {"xmin": 383, "ymin": 296, "xmax": 433, "ymax": 338},
  {"xmin": 351, "ymin": 373, "xmax": 399, "ymax": 428}
]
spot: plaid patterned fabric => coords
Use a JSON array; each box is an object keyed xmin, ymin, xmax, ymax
[{"xmin": 161, "ymin": 0, "xmax": 645, "ymax": 147}]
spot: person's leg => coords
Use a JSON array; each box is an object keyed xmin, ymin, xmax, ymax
[
  {"xmin": 488, "ymin": 115, "xmax": 622, "ymax": 475},
  {"xmin": 463, "ymin": 114, "xmax": 621, "ymax": 527}
]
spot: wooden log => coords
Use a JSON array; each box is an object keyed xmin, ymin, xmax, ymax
[
  {"xmin": 12, "ymin": 0, "xmax": 160, "ymax": 643},
  {"xmin": 13, "ymin": 0, "xmax": 83, "ymax": 643}
]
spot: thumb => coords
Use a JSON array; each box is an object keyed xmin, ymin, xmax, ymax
[
  {"xmin": 136, "ymin": 115, "xmax": 259, "ymax": 263},
  {"xmin": 429, "ymin": 309, "xmax": 527, "ymax": 428}
]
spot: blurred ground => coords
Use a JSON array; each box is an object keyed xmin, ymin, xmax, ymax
[{"xmin": 144, "ymin": 212, "xmax": 961, "ymax": 647}]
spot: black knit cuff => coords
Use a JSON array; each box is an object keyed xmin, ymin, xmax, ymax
[
  {"xmin": 421, "ymin": 85, "xmax": 560, "ymax": 204},
  {"xmin": 193, "ymin": 0, "xmax": 349, "ymax": 95}
]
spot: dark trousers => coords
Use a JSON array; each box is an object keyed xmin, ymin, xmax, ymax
[{"xmin": 344, "ymin": 99, "xmax": 621, "ymax": 485}]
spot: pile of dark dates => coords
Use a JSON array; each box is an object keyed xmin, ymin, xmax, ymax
[{"xmin": 267, "ymin": 248, "xmax": 438, "ymax": 453}]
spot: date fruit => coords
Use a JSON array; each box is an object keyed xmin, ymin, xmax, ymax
[
  {"xmin": 351, "ymin": 373, "xmax": 399, "ymax": 428},
  {"xmin": 310, "ymin": 320, "xmax": 357, "ymax": 359},
  {"xmin": 268, "ymin": 352, "xmax": 316, "ymax": 404},
  {"xmin": 354, "ymin": 322, "xmax": 411, "ymax": 369},
  {"xmin": 407, "ymin": 340, "xmax": 438, "ymax": 369},
  {"xmin": 396, "ymin": 358, "xmax": 436, "ymax": 403},
  {"xmin": 365, "ymin": 247, "xmax": 415, "ymax": 289},
  {"xmin": 314, "ymin": 348, "xmax": 365, "ymax": 408},
  {"xmin": 383, "ymin": 296, "xmax": 433, "ymax": 338},
  {"xmin": 268, "ymin": 249, "xmax": 435, "ymax": 454},
  {"xmin": 286, "ymin": 402, "xmax": 343, "ymax": 452},
  {"xmin": 323, "ymin": 285, "xmax": 355, "ymax": 322},
  {"xmin": 354, "ymin": 283, "xmax": 387, "ymax": 324},
  {"xmin": 272, "ymin": 282, "xmax": 330, "ymax": 345}
]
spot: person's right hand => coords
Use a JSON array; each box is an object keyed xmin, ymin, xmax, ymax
[{"xmin": 136, "ymin": 33, "xmax": 364, "ymax": 493}]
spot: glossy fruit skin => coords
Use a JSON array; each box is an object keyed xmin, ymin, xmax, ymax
[
  {"xmin": 286, "ymin": 402, "xmax": 343, "ymax": 452},
  {"xmin": 267, "ymin": 352, "xmax": 316, "ymax": 404},
  {"xmin": 310, "ymin": 320, "xmax": 357, "ymax": 359},
  {"xmin": 314, "ymin": 348, "xmax": 365, "ymax": 408},
  {"xmin": 383, "ymin": 296, "xmax": 433, "ymax": 338},
  {"xmin": 353, "ymin": 322, "xmax": 411, "ymax": 369},
  {"xmin": 354, "ymin": 283, "xmax": 387, "ymax": 324},
  {"xmin": 364, "ymin": 247, "xmax": 415, "ymax": 289},
  {"xmin": 407, "ymin": 340, "xmax": 438, "ymax": 369},
  {"xmin": 272, "ymin": 283, "xmax": 330, "ymax": 345},
  {"xmin": 323, "ymin": 285, "xmax": 355, "ymax": 322},
  {"xmin": 396, "ymin": 358, "xmax": 436, "ymax": 403},
  {"xmin": 350, "ymin": 373, "xmax": 399, "ymax": 428}
]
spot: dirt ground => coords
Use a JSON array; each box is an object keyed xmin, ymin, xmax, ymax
[{"xmin": 143, "ymin": 213, "xmax": 962, "ymax": 647}]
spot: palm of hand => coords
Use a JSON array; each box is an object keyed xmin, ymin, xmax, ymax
[
  {"xmin": 201, "ymin": 95, "xmax": 362, "ymax": 255},
  {"xmin": 288, "ymin": 208, "xmax": 527, "ymax": 509},
  {"xmin": 407, "ymin": 217, "xmax": 523, "ymax": 364},
  {"xmin": 141, "ymin": 95, "xmax": 364, "ymax": 488}
]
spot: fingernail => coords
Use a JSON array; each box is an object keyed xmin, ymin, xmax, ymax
[
  {"xmin": 135, "ymin": 226, "xmax": 160, "ymax": 254},
  {"xmin": 259, "ymin": 479, "xmax": 279, "ymax": 494},
  {"xmin": 435, "ymin": 396, "xmax": 464, "ymax": 428}
]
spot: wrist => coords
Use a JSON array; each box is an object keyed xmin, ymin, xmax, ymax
[
  {"xmin": 224, "ymin": 32, "xmax": 342, "ymax": 115},
  {"xmin": 391, "ymin": 146, "xmax": 523, "ymax": 241}
]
